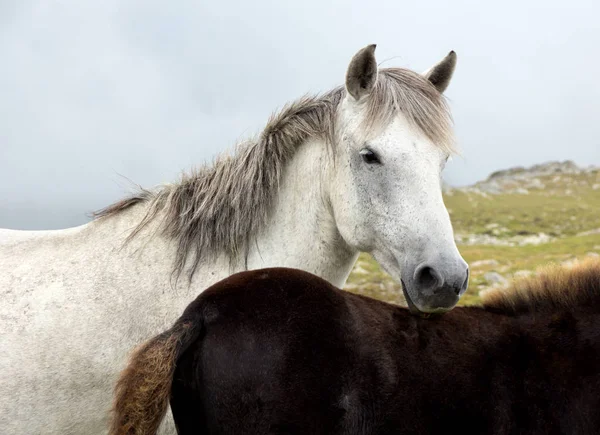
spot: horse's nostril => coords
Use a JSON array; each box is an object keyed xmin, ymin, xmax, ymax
[
  {"xmin": 452, "ymin": 268, "xmax": 470, "ymax": 296},
  {"xmin": 415, "ymin": 265, "xmax": 442, "ymax": 290},
  {"xmin": 459, "ymin": 268, "xmax": 470, "ymax": 295}
]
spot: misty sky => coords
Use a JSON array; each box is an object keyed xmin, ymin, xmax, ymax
[{"xmin": 1, "ymin": 1, "xmax": 599, "ymax": 230}]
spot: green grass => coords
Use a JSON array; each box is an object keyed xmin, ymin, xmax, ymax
[
  {"xmin": 445, "ymin": 172, "xmax": 600, "ymax": 238},
  {"xmin": 344, "ymin": 170, "xmax": 600, "ymax": 307},
  {"xmin": 345, "ymin": 234, "xmax": 600, "ymax": 307},
  {"xmin": 343, "ymin": 253, "xmax": 405, "ymax": 305},
  {"xmin": 457, "ymin": 233, "xmax": 600, "ymax": 305}
]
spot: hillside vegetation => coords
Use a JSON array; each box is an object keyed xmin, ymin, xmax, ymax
[{"xmin": 344, "ymin": 161, "xmax": 600, "ymax": 306}]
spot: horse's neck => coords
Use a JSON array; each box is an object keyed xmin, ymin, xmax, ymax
[
  {"xmin": 91, "ymin": 137, "xmax": 357, "ymax": 292},
  {"xmin": 247, "ymin": 138, "xmax": 358, "ymax": 288}
]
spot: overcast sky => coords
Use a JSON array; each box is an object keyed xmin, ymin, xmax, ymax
[{"xmin": 1, "ymin": 0, "xmax": 599, "ymax": 230}]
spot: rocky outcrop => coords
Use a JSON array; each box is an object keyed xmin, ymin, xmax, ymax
[{"xmin": 445, "ymin": 160, "xmax": 598, "ymax": 195}]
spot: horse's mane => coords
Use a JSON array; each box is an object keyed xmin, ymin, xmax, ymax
[
  {"xmin": 94, "ymin": 68, "xmax": 454, "ymax": 281},
  {"xmin": 481, "ymin": 258, "xmax": 600, "ymax": 316}
]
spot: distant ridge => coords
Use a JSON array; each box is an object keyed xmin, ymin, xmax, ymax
[{"xmin": 445, "ymin": 160, "xmax": 599, "ymax": 195}]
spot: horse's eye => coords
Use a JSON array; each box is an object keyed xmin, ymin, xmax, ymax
[{"xmin": 360, "ymin": 148, "xmax": 380, "ymax": 165}]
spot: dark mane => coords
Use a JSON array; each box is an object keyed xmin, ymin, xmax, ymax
[{"xmin": 482, "ymin": 258, "xmax": 600, "ymax": 316}]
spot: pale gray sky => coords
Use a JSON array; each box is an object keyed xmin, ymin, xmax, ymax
[{"xmin": 1, "ymin": 0, "xmax": 599, "ymax": 229}]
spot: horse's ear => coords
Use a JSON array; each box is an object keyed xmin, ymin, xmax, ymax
[
  {"xmin": 423, "ymin": 51, "xmax": 457, "ymax": 93},
  {"xmin": 345, "ymin": 44, "xmax": 378, "ymax": 101}
]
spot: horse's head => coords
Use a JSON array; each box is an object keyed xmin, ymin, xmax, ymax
[{"xmin": 330, "ymin": 45, "xmax": 468, "ymax": 314}]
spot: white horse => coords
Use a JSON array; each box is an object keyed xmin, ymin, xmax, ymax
[{"xmin": 0, "ymin": 44, "xmax": 468, "ymax": 434}]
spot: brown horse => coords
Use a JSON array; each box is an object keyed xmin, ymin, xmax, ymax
[{"xmin": 110, "ymin": 260, "xmax": 600, "ymax": 434}]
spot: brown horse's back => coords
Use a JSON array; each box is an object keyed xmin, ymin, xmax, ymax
[
  {"xmin": 172, "ymin": 267, "xmax": 393, "ymax": 434},
  {"xmin": 111, "ymin": 265, "xmax": 600, "ymax": 435}
]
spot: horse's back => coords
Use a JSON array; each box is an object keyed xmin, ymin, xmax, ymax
[
  {"xmin": 0, "ymin": 224, "xmax": 112, "ymax": 433},
  {"xmin": 0, "ymin": 216, "xmax": 191, "ymax": 434},
  {"xmin": 170, "ymin": 268, "xmax": 600, "ymax": 435},
  {"xmin": 171, "ymin": 268, "xmax": 400, "ymax": 434}
]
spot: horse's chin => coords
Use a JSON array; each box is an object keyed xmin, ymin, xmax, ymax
[
  {"xmin": 371, "ymin": 250, "xmax": 451, "ymax": 318},
  {"xmin": 400, "ymin": 280, "xmax": 449, "ymax": 319}
]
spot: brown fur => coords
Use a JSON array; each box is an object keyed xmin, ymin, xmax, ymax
[
  {"xmin": 482, "ymin": 258, "xmax": 600, "ymax": 315},
  {"xmin": 109, "ymin": 322, "xmax": 198, "ymax": 435},
  {"xmin": 111, "ymin": 262, "xmax": 600, "ymax": 434}
]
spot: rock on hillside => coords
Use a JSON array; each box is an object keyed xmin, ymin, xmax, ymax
[
  {"xmin": 444, "ymin": 160, "xmax": 600, "ymax": 242},
  {"xmin": 445, "ymin": 160, "xmax": 598, "ymax": 195}
]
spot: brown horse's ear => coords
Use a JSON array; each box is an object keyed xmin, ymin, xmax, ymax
[
  {"xmin": 345, "ymin": 44, "xmax": 378, "ymax": 101},
  {"xmin": 423, "ymin": 51, "xmax": 457, "ymax": 93}
]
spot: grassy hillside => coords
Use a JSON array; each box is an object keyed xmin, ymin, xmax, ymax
[{"xmin": 344, "ymin": 162, "xmax": 600, "ymax": 306}]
